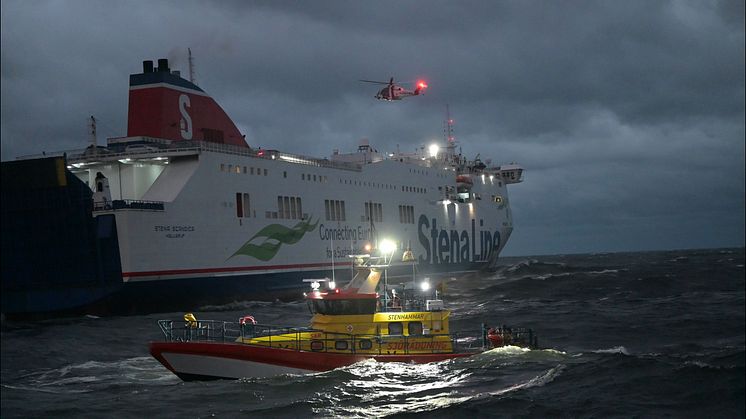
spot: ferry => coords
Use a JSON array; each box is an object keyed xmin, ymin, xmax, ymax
[
  {"xmin": 149, "ymin": 245, "xmax": 538, "ymax": 380},
  {"xmin": 1, "ymin": 57, "xmax": 524, "ymax": 316}
]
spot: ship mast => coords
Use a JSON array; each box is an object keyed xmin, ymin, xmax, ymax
[
  {"xmin": 89, "ymin": 115, "xmax": 97, "ymax": 148},
  {"xmin": 444, "ymin": 104, "xmax": 457, "ymax": 163}
]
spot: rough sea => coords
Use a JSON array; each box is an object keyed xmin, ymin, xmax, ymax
[{"xmin": 2, "ymin": 248, "xmax": 744, "ymax": 418}]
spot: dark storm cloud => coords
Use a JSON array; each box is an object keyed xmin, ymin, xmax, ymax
[{"xmin": 1, "ymin": 0, "xmax": 743, "ymax": 255}]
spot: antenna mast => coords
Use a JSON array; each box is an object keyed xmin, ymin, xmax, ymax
[
  {"xmin": 89, "ymin": 115, "xmax": 97, "ymax": 148},
  {"xmin": 188, "ymin": 48, "xmax": 196, "ymax": 84}
]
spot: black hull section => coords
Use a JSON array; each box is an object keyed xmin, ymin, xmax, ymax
[{"xmin": 1, "ymin": 157, "xmax": 123, "ymax": 316}]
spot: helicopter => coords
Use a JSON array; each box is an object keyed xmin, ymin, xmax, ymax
[{"xmin": 359, "ymin": 77, "xmax": 428, "ymax": 101}]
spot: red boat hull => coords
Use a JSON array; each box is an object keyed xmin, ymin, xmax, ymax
[{"xmin": 150, "ymin": 341, "xmax": 474, "ymax": 380}]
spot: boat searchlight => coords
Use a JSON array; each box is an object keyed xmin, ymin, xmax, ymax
[
  {"xmin": 379, "ymin": 239, "xmax": 396, "ymax": 255},
  {"xmin": 420, "ymin": 280, "xmax": 431, "ymax": 292}
]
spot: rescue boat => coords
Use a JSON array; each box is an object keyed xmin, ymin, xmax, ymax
[{"xmin": 149, "ymin": 243, "xmax": 538, "ymax": 381}]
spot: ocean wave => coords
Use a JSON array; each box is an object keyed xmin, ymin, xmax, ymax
[
  {"xmin": 591, "ymin": 346, "xmax": 630, "ymax": 355},
  {"xmin": 9, "ymin": 356, "xmax": 178, "ymax": 393},
  {"xmin": 197, "ymin": 300, "xmax": 280, "ymax": 312},
  {"xmin": 485, "ymin": 364, "xmax": 566, "ymax": 397}
]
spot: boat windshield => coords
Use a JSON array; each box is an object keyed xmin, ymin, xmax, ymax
[{"xmin": 309, "ymin": 298, "xmax": 377, "ymax": 315}]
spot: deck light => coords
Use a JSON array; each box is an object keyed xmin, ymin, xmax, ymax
[
  {"xmin": 428, "ymin": 144, "xmax": 440, "ymax": 158},
  {"xmin": 379, "ymin": 239, "xmax": 396, "ymax": 254},
  {"xmin": 421, "ymin": 280, "xmax": 431, "ymax": 291}
]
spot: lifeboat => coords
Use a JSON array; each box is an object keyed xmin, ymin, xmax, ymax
[
  {"xmin": 456, "ymin": 174, "xmax": 473, "ymax": 188},
  {"xmin": 149, "ymin": 248, "xmax": 538, "ymax": 381}
]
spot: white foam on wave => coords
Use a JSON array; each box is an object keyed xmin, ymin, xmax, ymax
[
  {"xmin": 15, "ymin": 356, "xmax": 178, "ymax": 392},
  {"xmin": 592, "ymin": 346, "xmax": 630, "ymax": 355},
  {"xmin": 485, "ymin": 364, "xmax": 566, "ymax": 397}
]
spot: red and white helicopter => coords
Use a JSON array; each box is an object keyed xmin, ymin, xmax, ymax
[{"xmin": 360, "ymin": 77, "xmax": 428, "ymax": 101}]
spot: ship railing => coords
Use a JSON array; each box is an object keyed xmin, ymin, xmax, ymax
[
  {"xmin": 93, "ymin": 199, "xmax": 165, "ymax": 212},
  {"xmin": 44, "ymin": 139, "xmax": 364, "ymax": 172},
  {"xmin": 156, "ymin": 319, "xmax": 504, "ymax": 355}
]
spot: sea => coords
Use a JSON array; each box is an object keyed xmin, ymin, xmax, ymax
[{"xmin": 1, "ymin": 248, "xmax": 744, "ymax": 418}]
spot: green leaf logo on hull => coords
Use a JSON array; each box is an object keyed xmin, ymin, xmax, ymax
[{"xmin": 229, "ymin": 218, "xmax": 318, "ymax": 261}]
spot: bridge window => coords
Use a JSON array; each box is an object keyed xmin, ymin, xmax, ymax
[
  {"xmin": 388, "ymin": 322, "xmax": 403, "ymax": 335},
  {"xmin": 408, "ymin": 322, "xmax": 423, "ymax": 336},
  {"xmin": 310, "ymin": 298, "xmax": 376, "ymax": 315}
]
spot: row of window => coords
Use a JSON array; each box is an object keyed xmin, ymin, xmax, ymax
[
  {"xmin": 308, "ymin": 321, "xmax": 425, "ymax": 352},
  {"xmin": 325, "ymin": 199, "xmax": 347, "ymax": 221},
  {"xmin": 235, "ymin": 195, "xmax": 424, "ymax": 224},
  {"xmin": 399, "ymin": 205, "xmax": 415, "ymax": 224},
  {"xmin": 301, "ymin": 173, "xmax": 328, "ymax": 182},
  {"xmin": 277, "ymin": 196, "xmax": 304, "ymax": 220},
  {"xmin": 364, "ymin": 202, "xmax": 383, "ymax": 223},
  {"xmin": 221, "ymin": 163, "xmax": 268, "ymax": 176}
]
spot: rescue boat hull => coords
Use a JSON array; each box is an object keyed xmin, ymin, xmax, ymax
[{"xmin": 149, "ymin": 341, "xmax": 474, "ymax": 381}]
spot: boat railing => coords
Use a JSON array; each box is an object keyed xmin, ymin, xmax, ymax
[{"xmin": 156, "ymin": 319, "xmax": 496, "ymax": 355}]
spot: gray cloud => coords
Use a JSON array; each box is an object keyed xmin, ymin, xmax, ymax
[{"xmin": 1, "ymin": 0, "xmax": 743, "ymax": 255}]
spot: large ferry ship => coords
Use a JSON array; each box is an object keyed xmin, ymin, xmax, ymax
[{"xmin": 0, "ymin": 58, "xmax": 523, "ymax": 315}]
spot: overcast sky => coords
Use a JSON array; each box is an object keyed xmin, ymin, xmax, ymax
[{"xmin": 1, "ymin": 0, "xmax": 744, "ymax": 256}]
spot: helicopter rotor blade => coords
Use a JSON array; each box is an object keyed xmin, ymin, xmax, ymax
[{"xmin": 359, "ymin": 79, "xmax": 391, "ymax": 85}]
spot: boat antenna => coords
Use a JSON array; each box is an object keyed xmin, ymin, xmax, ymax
[
  {"xmin": 188, "ymin": 47, "xmax": 196, "ymax": 84},
  {"xmin": 89, "ymin": 115, "xmax": 97, "ymax": 148}
]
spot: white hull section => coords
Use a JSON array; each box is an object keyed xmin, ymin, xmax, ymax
[
  {"xmin": 72, "ymin": 140, "xmax": 521, "ymax": 289},
  {"xmin": 161, "ymin": 352, "xmax": 310, "ymax": 379}
]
